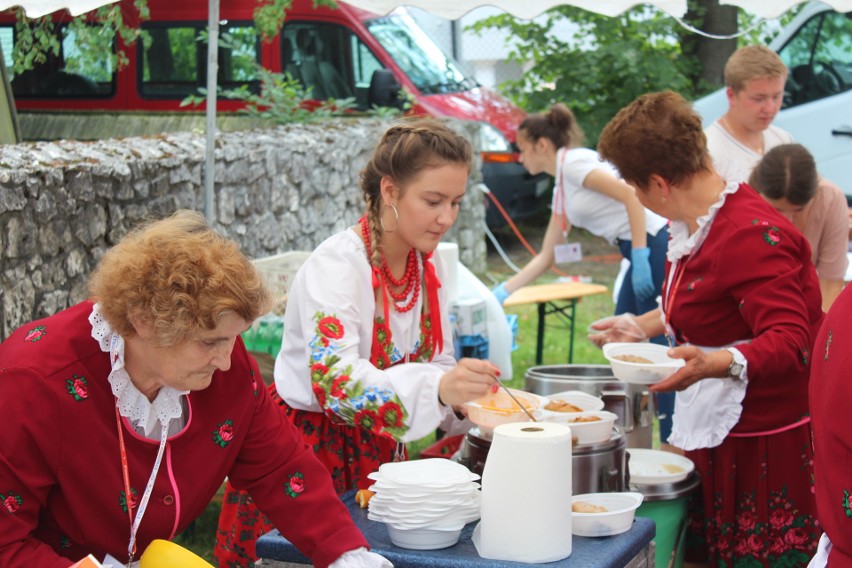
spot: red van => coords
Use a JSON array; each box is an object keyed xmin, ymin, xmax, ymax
[{"xmin": 0, "ymin": 0, "xmax": 550, "ymax": 226}]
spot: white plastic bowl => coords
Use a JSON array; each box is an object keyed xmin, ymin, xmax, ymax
[
  {"xmin": 571, "ymin": 492, "xmax": 644, "ymax": 537},
  {"xmin": 464, "ymin": 389, "xmax": 547, "ymax": 434},
  {"xmin": 538, "ymin": 391, "xmax": 605, "ymax": 421},
  {"xmin": 540, "ymin": 410, "xmax": 618, "ymax": 444},
  {"xmin": 385, "ymin": 524, "xmax": 463, "ymax": 549},
  {"xmin": 603, "ymin": 343, "xmax": 684, "ymax": 384},
  {"xmin": 628, "ymin": 448, "xmax": 695, "ymax": 485}
]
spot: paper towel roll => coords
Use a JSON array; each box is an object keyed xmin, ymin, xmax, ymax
[
  {"xmin": 436, "ymin": 242, "xmax": 459, "ymax": 304},
  {"xmin": 473, "ymin": 422, "xmax": 573, "ymax": 563}
]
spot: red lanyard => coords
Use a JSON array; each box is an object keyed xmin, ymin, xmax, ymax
[
  {"xmin": 115, "ymin": 406, "xmax": 137, "ymax": 561},
  {"xmin": 663, "ymin": 254, "xmax": 692, "ymax": 341}
]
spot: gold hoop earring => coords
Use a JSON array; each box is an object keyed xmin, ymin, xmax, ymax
[{"xmin": 380, "ymin": 203, "xmax": 399, "ymax": 233}]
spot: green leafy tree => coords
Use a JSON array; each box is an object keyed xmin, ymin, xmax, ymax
[
  {"xmin": 470, "ymin": 6, "xmax": 695, "ymax": 145},
  {"xmin": 9, "ymin": 0, "xmax": 150, "ymax": 75},
  {"xmin": 469, "ymin": 0, "xmax": 803, "ymax": 145}
]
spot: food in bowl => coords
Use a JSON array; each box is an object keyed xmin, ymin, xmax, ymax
[
  {"xmin": 537, "ymin": 392, "xmax": 605, "ymax": 423},
  {"xmin": 464, "ymin": 389, "xmax": 546, "ymax": 434},
  {"xmin": 612, "ymin": 354, "xmax": 653, "ymax": 364},
  {"xmin": 627, "ymin": 448, "xmax": 695, "ymax": 484},
  {"xmin": 541, "ymin": 410, "xmax": 617, "ymax": 444},
  {"xmin": 568, "ymin": 415, "xmax": 602, "ymax": 423},
  {"xmin": 545, "ymin": 400, "xmax": 585, "ymax": 413},
  {"xmin": 572, "ymin": 501, "xmax": 608, "ymax": 513},
  {"xmin": 603, "ymin": 343, "xmax": 685, "ymax": 384},
  {"xmin": 571, "ymin": 492, "xmax": 644, "ymax": 537}
]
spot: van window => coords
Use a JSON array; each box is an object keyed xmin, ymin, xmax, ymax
[
  {"xmin": 779, "ymin": 10, "xmax": 852, "ymax": 108},
  {"xmin": 281, "ymin": 23, "xmax": 361, "ymax": 103},
  {"xmin": 140, "ymin": 22, "xmax": 259, "ymax": 98},
  {"xmin": 364, "ymin": 14, "xmax": 475, "ymax": 95},
  {"xmin": 4, "ymin": 24, "xmax": 114, "ymax": 98}
]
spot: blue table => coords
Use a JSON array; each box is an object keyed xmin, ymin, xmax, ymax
[{"xmin": 257, "ymin": 491, "xmax": 655, "ymax": 568}]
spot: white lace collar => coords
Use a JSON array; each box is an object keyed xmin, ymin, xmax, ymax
[
  {"xmin": 666, "ymin": 181, "xmax": 740, "ymax": 261},
  {"xmin": 89, "ymin": 303, "xmax": 188, "ymax": 438}
]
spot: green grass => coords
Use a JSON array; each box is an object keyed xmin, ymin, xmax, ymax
[{"xmin": 176, "ymin": 214, "xmax": 623, "ymax": 561}]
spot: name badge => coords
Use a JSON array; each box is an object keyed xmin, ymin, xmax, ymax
[{"xmin": 554, "ymin": 242, "xmax": 582, "ymax": 264}]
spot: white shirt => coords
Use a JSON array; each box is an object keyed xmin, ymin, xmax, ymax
[
  {"xmin": 553, "ymin": 147, "xmax": 667, "ymax": 244},
  {"xmin": 274, "ymin": 229, "xmax": 463, "ymax": 442},
  {"xmin": 705, "ymin": 121, "xmax": 794, "ymax": 185}
]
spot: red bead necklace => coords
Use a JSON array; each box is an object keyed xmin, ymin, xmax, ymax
[{"xmin": 360, "ymin": 216, "xmax": 421, "ymax": 313}]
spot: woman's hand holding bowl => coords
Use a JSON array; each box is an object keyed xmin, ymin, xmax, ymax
[{"xmin": 650, "ymin": 346, "xmax": 734, "ymax": 392}]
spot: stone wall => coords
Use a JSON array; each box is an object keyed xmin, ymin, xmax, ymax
[{"xmin": 0, "ymin": 118, "xmax": 488, "ymax": 341}]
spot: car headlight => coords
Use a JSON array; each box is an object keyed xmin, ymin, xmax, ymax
[{"xmin": 478, "ymin": 122, "xmax": 512, "ymax": 153}]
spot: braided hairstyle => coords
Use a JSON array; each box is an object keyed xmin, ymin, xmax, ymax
[
  {"xmin": 519, "ymin": 103, "xmax": 586, "ymax": 150},
  {"xmin": 359, "ymin": 118, "xmax": 472, "ymax": 268}
]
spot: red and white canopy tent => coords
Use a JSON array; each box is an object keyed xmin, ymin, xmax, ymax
[
  {"xmin": 2, "ymin": 0, "xmax": 851, "ymax": 215},
  {"xmin": 345, "ymin": 0, "xmax": 852, "ymax": 20}
]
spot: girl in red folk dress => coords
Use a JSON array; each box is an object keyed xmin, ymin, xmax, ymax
[
  {"xmin": 215, "ymin": 119, "xmax": 501, "ymax": 567},
  {"xmin": 590, "ymin": 91, "xmax": 823, "ymax": 566}
]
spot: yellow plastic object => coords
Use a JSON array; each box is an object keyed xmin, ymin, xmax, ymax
[{"xmin": 139, "ymin": 540, "xmax": 214, "ymax": 568}]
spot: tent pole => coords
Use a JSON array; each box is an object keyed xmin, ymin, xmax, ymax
[{"xmin": 204, "ymin": 0, "xmax": 220, "ymax": 221}]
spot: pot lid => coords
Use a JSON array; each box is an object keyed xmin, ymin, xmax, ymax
[
  {"xmin": 630, "ymin": 471, "xmax": 701, "ymax": 500},
  {"xmin": 466, "ymin": 425, "xmax": 626, "ymax": 453}
]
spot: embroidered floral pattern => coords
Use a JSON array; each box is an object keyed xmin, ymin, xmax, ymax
[
  {"xmin": 65, "ymin": 374, "xmax": 89, "ymax": 401},
  {"xmin": 308, "ymin": 311, "xmax": 410, "ymax": 439},
  {"xmin": 687, "ymin": 277, "xmax": 703, "ymax": 292},
  {"xmin": 213, "ymin": 419, "xmax": 235, "ymax": 448},
  {"xmin": 699, "ymin": 486, "xmax": 818, "ymax": 566},
  {"xmin": 800, "ymin": 347, "xmax": 809, "ymax": 367},
  {"xmin": 317, "ymin": 316, "xmax": 344, "ymax": 340},
  {"xmin": 843, "ymin": 489, "xmax": 852, "ymax": 518},
  {"xmin": 285, "ymin": 472, "xmax": 305, "ymax": 498},
  {"xmin": 1, "ymin": 492, "xmax": 23, "ymax": 513},
  {"xmin": 24, "ymin": 325, "xmax": 47, "ymax": 342},
  {"xmin": 119, "ymin": 488, "xmax": 138, "ymax": 513},
  {"xmin": 751, "ymin": 219, "xmax": 782, "ymax": 246}
]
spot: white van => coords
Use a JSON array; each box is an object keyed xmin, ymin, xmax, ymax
[{"xmin": 692, "ymin": 1, "xmax": 852, "ymax": 201}]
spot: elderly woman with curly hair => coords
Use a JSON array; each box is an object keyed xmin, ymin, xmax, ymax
[{"xmin": 0, "ymin": 210, "xmax": 388, "ymax": 568}]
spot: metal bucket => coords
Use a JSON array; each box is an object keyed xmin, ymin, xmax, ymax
[
  {"xmin": 458, "ymin": 426, "xmax": 627, "ymax": 495},
  {"xmin": 525, "ymin": 364, "xmax": 655, "ymax": 449}
]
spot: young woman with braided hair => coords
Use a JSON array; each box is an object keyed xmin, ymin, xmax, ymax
[{"xmin": 215, "ymin": 119, "xmax": 500, "ymax": 567}]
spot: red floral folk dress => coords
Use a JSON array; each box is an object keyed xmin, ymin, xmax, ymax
[
  {"xmin": 662, "ymin": 184, "xmax": 823, "ymax": 567},
  {"xmin": 214, "ymin": 311, "xmax": 438, "ymax": 567}
]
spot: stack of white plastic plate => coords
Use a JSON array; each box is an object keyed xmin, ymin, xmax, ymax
[{"xmin": 367, "ymin": 458, "xmax": 481, "ymax": 549}]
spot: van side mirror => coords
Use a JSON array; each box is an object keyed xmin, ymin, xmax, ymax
[{"xmin": 368, "ymin": 69, "xmax": 402, "ymax": 109}]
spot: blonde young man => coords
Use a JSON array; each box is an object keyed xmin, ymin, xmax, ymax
[
  {"xmin": 704, "ymin": 45, "xmax": 794, "ymax": 184},
  {"xmin": 706, "ymin": 45, "xmax": 849, "ymax": 311}
]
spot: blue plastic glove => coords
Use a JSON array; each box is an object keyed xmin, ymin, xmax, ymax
[
  {"xmin": 630, "ymin": 247, "xmax": 655, "ymax": 303},
  {"xmin": 491, "ymin": 282, "xmax": 511, "ymax": 305}
]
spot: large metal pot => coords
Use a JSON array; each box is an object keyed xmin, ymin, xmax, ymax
[
  {"xmin": 525, "ymin": 364, "xmax": 655, "ymax": 449},
  {"xmin": 458, "ymin": 426, "xmax": 627, "ymax": 495}
]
